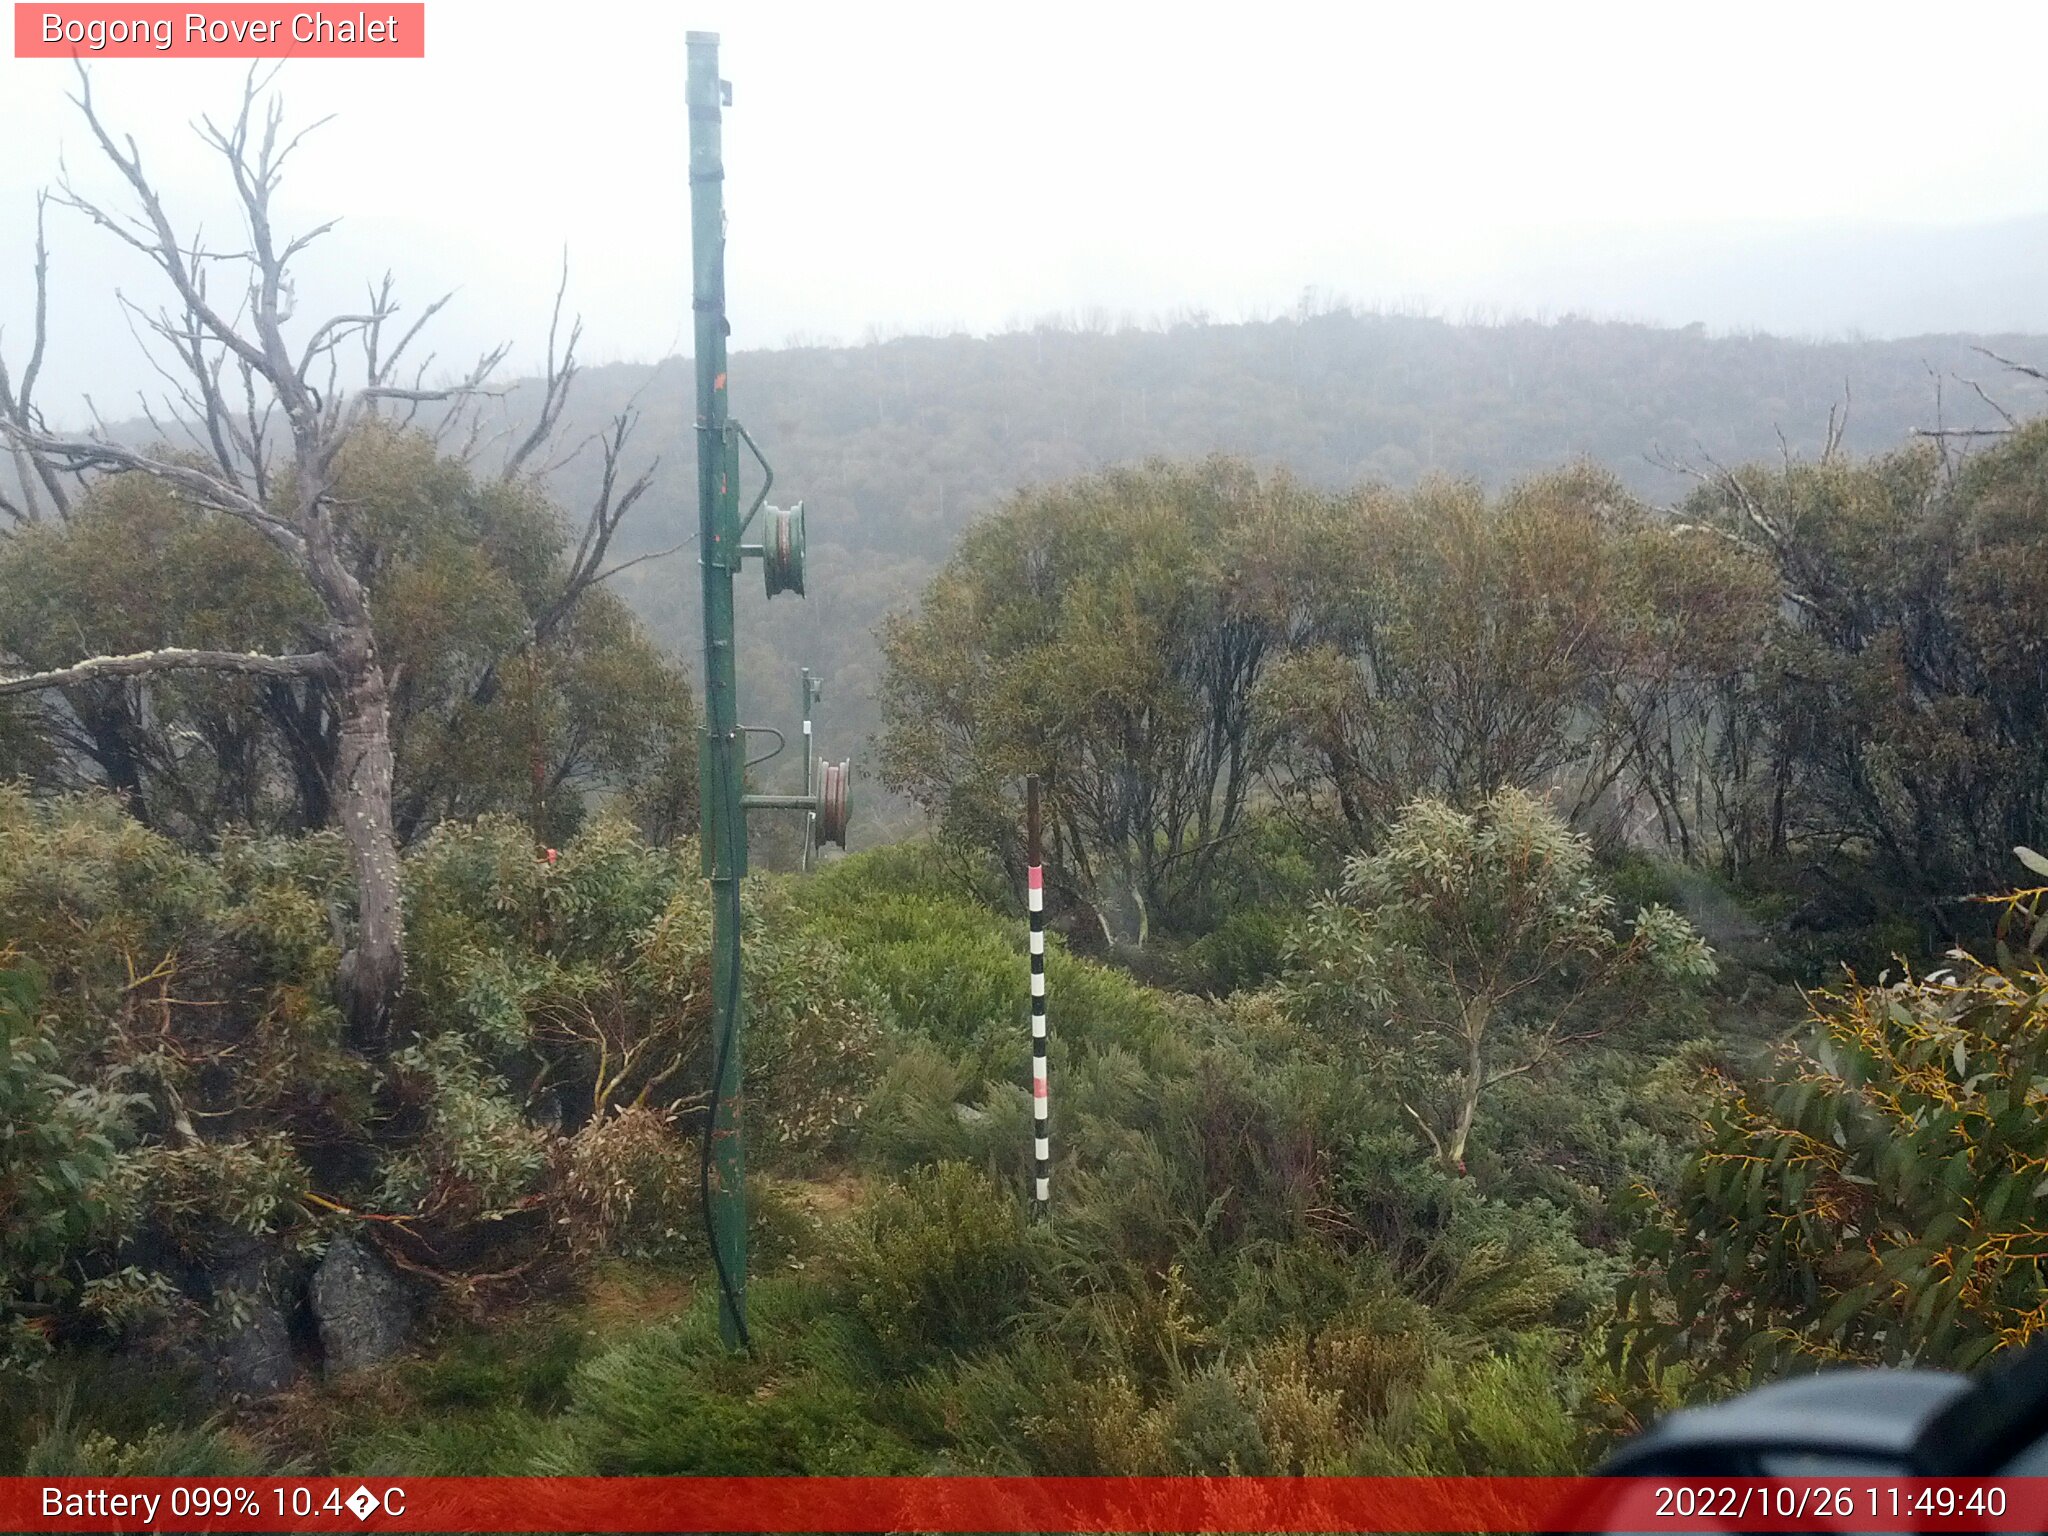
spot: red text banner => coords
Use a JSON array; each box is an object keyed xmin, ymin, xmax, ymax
[
  {"xmin": 0, "ymin": 1476, "xmax": 2043, "ymax": 1532},
  {"xmin": 14, "ymin": 5, "xmax": 424, "ymax": 58}
]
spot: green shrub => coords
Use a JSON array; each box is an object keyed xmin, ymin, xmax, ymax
[
  {"xmin": 0, "ymin": 792, "xmax": 884, "ymax": 1355},
  {"xmin": 815, "ymin": 893, "xmax": 1021, "ymax": 1056},
  {"xmin": 345, "ymin": 1405, "xmax": 588, "ymax": 1477},
  {"xmin": 1599, "ymin": 850, "xmax": 1685, "ymax": 914},
  {"xmin": 1181, "ymin": 907, "xmax": 1291, "ymax": 995},
  {"xmin": 1162, "ymin": 1363, "xmax": 1273, "ymax": 1473},
  {"xmin": 0, "ymin": 956, "xmax": 137, "ymax": 1379},
  {"xmin": 1367, "ymin": 1341, "xmax": 1586, "ymax": 1475},
  {"xmin": 20, "ymin": 1419, "xmax": 264, "ymax": 1477},
  {"xmin": 851, "ymin": 1040, "xmax": 975, "ymax": 1170},
  {"xmin": 1041, "ymin": 951, "xmax": 1186, "ymax": 1067},
  {"xmin": 1284, "ymin": 788, "xmax": 1713, "ymax": 1174},
  {"xmin": 410, "ymin": 1320, "xmax": 589, "ymax": 1414},
  {"xmin": 556, "ymin": 1105, "xmax": 697, "ymax": 1260},
  {"xmin": 584, "ymin": 1372, "xmax": 917, "ymax": 1475},
  {"xmin": 563, "ymin": 1278, "xmax": 920, "ymax": 1474},
  {"xmin": 837, "ymin": 1162, "xmax": 1031, "ymax": 1368},
  {"xmin": 923, "ymin": 1342, "xmax": 1166, "ymax": 1473},
  {"xmin": 800, "ymin": 839, "xmax": 1011, "ymax": 917},
  {"xmin": 1618, "ymin": 887, "xmax": 2048, "ymax": 1384}
]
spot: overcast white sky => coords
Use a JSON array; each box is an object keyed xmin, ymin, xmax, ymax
[{"xmin": 5, "ymin": 0, "xmax": 2048, "ymax": 419}]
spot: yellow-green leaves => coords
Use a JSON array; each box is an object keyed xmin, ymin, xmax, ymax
[
  {"xmin": 1282, "ymin": 788, "xmax": 1713, "ymax": 1172},
  {"xmin": 1617, "ymin": 893, "xmax": 2048, "ymax": 1384}
]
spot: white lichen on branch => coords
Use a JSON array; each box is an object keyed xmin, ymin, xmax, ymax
[{"xmin": 0, "ymin": 647, "xmax": 337, "ymax": 696}]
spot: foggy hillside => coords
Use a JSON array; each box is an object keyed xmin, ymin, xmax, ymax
[{"xmin": 498, "ymin": 308, "xmax": 2039, "ymax": 827}]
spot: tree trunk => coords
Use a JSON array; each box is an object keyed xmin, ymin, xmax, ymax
[
  {"xmin": 1095, "ymin": 851, "xmax": 1149, "ymax": 948},
  {"xmin": 1444, "ymin": 1078, "xmax": 1480, "ymax": 1171},
  {"xmin": 331, "ymin": 627, "xmax": 405, "ymax": 1049},
  {"xmin": 77, "ymin": 688, "xmax": 152, "ymax": 827},
  {"xmin": 264, "ymin": 679, "xmax": 336, "ymax": 831},
  {"xmin": 1444, "ymin": 1005, "xmax": 1488, "ymax": 1172}
]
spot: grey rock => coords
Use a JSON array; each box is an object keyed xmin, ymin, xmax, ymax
[
  {"xmin": 206, "ymin": 1247, "xmax": 297, "ymax": 1398},
  {"xmin": 309, "ymin": 1234, "xmax": 412, "ymax": 1373}
]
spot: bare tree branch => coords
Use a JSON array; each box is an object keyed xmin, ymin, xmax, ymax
[
  {"xmin": 1964, "ymin": 375, "xmax": 2019, "ymax": 429},
  {"xmin": 362, "ymin": 275, "xmax": 452, "ymax": 390},
  {"xmin": 584, "ymin": 536, "xmax": 692, "ymax": 588},
  {"xmin": 1976, "ymin": 345, "xmax": 2048, "ymax": 385},
  {"xmin": 0, "ymin": 191, "xmax": 72, "ymax": 521},
  {"xmin": 0, "ymin": 647, "xmax": 336, "ymax": 696},
  {"xmin": 4, "ymin": 67, "xmax": 631, "ymax": 1042},
  {"xmin": 501, "ymin": 250, "xmax": 581, "ymax": 482},
  {"xmin": 1821, "ymin": 380, "xmax": 1850, "ymax": 462},
  {"xmin": 537, "ymin": 409, "xmax": 655, "ymax": 638},
  {"xmin": 56, "ymin": 64, "xmax": 275, "ymax": 383},
  {"xmin": 0, "ymin": 422, "xmax": 303, "ymax": 555}
]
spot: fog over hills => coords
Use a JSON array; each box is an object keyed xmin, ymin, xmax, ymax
[
  {"xmin": 1424, "ymin": 216, "xmax": 2048, "ymax": 342},
  {"xmin": 15, "ymin": 207, "xmax": 2048, "ymax": 419}
]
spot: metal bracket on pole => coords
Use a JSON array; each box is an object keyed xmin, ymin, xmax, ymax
[
  {"xmin": 743, "ymin": 765, "xmax": 849, "ymax": 847},
  {"xmin": 733, "ymin": 421, "xmax": 775, "ymax": 536}
]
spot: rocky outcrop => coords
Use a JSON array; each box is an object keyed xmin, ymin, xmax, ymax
[
  {"xmin": 309, "ymin": 1234, "xmax": 412, "ymax": 1374},
  {"xmin": 204, "ymin": 1243, "xmax": 297, "ymax": 1398}
]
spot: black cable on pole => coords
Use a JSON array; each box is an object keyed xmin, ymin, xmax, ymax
[{"xmin": 698, "ymin": 731, "xmax": 752, "ymax": 1352}]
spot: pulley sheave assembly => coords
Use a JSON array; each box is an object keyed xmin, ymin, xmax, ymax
[
  {"xmin": 728, "ymin": 421, "xmax": 805, "ymax": 601},
  {"xmin": 738, "ymin": 668, "xmax": 852, "ymax": 871},
  {"xmin": 760, "ymin": 502, "xmax": 805, "ymax": 598},
  {"xmin": 815, "ymin": 757, "xmax": 851, "ymax": 848}
]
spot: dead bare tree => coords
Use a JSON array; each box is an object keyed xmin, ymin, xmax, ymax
[
  {"xmin": 1912, "ymin": 347, "xmax": 2048, "ymax": 459},
  {"xmin": 0, "ymin": 194, "xmax": 78, "ymax": 524},
  {"xmin": 0, "ymin": 67, "xmax": 527, "ymax": 1047}
]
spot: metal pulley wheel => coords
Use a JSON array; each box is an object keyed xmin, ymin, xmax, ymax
[
  {"xmin": 762, "ymin": 501, "xmax": 806, "ymax": 598},
  {"xmin": 815, "ymin": 758, "xmax": 851, "ymax": 848}
]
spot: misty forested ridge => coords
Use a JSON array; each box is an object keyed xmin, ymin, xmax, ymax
[
  {"xmin": 45, "ymin": 305, "xmax": 2038, "ymax": 836},
  {"xmin": 519, "ymin": 309, "xmax": 2039, "ymax": 828},
  {"xmin": 10, "ymin": 64, "xmax": 2048, "ymax": 1492}
]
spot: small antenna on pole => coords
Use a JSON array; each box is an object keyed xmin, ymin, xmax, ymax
[
  {"xmin": 1026, "ymin": 776, "xmax": 1049, "ymax": 1215},
  {"xmin": 799, "ymin": 668, "xmax": 818, "ymax": 874}
]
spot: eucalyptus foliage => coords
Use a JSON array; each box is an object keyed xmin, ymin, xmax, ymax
[
  {"xmin": 0, "ymin": 957, "xmax": 134, "ymax": 1377},
  {"xmin": 878, "ymin": 458, "xmax": 1304, "ymax": 945},
  {"xmin": 0, "ymin": 425, "xmax": 696, "ymax": 848},
  {"xmin": 1618, "ymin": 869, "xmax": 2048, "ymax": 1384},
  {"xmin": 1286, "ymin": 788, "xmax": 1715, "ymax": 1171}
]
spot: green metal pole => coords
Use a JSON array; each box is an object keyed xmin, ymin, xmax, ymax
[{"xmin": 687, "ymin": 29, "xmax": 748, "ymax": 1350}]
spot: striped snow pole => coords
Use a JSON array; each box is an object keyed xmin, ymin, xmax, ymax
[{"xmin": 1027, "ymin": 776, "xmax": 1049, "ymax": 1210}]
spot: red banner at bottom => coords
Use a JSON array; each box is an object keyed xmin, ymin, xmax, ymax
[{"xmin": 1, "ymin": 1475, "xmax": 2039, "ymax": 1533}]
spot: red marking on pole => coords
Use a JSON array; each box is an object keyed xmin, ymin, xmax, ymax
[
  {"xmin": 1033, "ymin": 1078, "xmax": 1048, "ymax": 1099},
  {"xmin": 1028, "ymin": 865, "xmax": 1043, "ymax": 890}
]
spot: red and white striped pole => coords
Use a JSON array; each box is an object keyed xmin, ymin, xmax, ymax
[{"xmin": 1027, "ymin": 775, "xmax": 1049, "ymax": 1212}]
